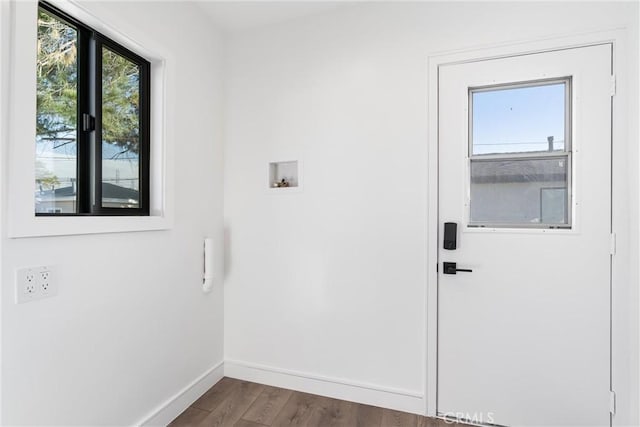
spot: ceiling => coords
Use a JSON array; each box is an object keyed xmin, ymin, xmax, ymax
[{"xmin": 194, "ymin": 1, "xmax": 349, "ymax": 32}]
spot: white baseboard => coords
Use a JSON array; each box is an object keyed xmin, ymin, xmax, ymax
[
  {"xmin": 137, "ymin": 361, "xmax": 224, "ymax": 426},
  {"xmin": 224, "ymin": 359, "xmax": 425, "ymax": 415}
]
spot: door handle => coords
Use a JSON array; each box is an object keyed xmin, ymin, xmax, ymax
[{"xmin": 443, "ymin": 262, "xmax": 472, "ymax": 275}]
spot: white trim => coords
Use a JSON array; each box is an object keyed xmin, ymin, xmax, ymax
[
  {"xmin": 425, "ymin": 48, "xmax": 439, "ymax": 419},
  {"xmin": 426, "ymin": 28, "xmax": 637, "ymax": 425},
  {"xmin": 0, "ymin": 0, "xmax": 10, "ymax": 422},
  {"xmin": 5, "ymin": 0, "xmax": 174, "ymax": 238},
  {"xmin": 224, "ymin": 359, "xmax": 425, "ymax": 415},
  {"xmin": 136, "ymin": 361, "xmax": 224, "ymax": 427}
]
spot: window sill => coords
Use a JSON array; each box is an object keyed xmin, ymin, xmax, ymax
[{"xmin": 8, "ymin": 214, "xmax": 172, "ymax": 238}]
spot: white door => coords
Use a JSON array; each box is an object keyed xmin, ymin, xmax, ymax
[{"xmin": 438, "ymin": 44, "xmax": 612, "ymax": 426}]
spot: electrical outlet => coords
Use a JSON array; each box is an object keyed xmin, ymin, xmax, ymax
[
  {"xmin": 16, "ymin": 268, "xmax": 38, "ymax": 304},
  {"xmin": 16, "ymin": 266, "xmax": 57, "ymax": 304},
  {"xmin": 37, "ymin": 267, "xmax": 56, "ymax": 296}
]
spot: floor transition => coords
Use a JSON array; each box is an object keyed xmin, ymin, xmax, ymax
[{"xmin": 169, "ymin": 377, "xmax": 459, "ymax": 427}]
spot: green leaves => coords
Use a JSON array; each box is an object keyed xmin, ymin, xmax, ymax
[
  {"xmin": 37, "ymin": 10, "xmax": 77, "ymax": 139},
  {"xmin": 102, "ymin": 48, "xmax": 140, "ymax": 155},
  {"xmin": 37, "ymin": 9, "xmax": 141, "ymax": 155}
]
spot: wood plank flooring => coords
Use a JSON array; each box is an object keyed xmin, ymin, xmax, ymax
[{"xmin": 169, "ymin": 377, "xmax": 458, "ymax": 427}]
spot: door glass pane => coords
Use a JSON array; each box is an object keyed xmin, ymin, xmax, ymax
[
  {"xmin": 101, "ymin": 47, "xmax": 140, "ymax": 208},
  {"xmin": 35, "ymin": 9, "xmax": 78, "ymax": 214},
  {"xmin": 541, "ymin": 188, "xmax": 567, "ymax": 224},
  {"xmin": 470, "ymin": 158, "xmax": 569, "ymax": 226},
  {"xmin": 471, "ymin": 82, "xmax": 567, "ymax": 155}
]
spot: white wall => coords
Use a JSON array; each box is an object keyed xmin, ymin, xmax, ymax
[
  {"xmin": 1, "ymin": 1, "xmax": 225, "ymax": 424},
  {"xmin": 223, "ymin": 0, "xmax": 639, "ymax": 420}
]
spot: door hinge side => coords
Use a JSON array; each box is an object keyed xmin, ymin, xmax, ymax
[
  {"xmin": 610, "ymin": 75, "xmax": 616, "ymax": 96},
  {"xmin": 610, "ymin": 390, "xmax": 616, "ymax": 415},
  {"xmin": 610, "ymin": 233, "xmax": 617, "ymax": 256}
]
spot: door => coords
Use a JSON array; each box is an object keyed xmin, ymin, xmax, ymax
[{"xmin": 438, "ymin": 44, "xmax": 612, "ymax": 426}]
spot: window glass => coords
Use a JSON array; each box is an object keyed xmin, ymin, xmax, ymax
[
  {"xmin": 541, "ymin": 188, "xmax": 568, "ymax": 224},
  {"xmin": 34, "ymin": 2, "xmax": 150, "ymax": 216},
  {"xmin": 469, "ymin": 80, "xmax": 571, "ymax": 228},
  {"xmin": 101, "ymin": 47, "xmax": 140, "ymax": 209},
  {"xmin": 470, "ymin": 158, "xmax": 568, "ymax": 226},
  {"xmin": 35, "ymin": 9, "xmax": 78, "ymax": 214},
  {"xmin": 471, "ymin": 82, "xmax": 566, "ymax": 155}
]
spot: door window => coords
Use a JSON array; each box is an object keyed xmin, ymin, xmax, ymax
[{"xmin": 468, "ymin": 79, "xmax": 571, "ymax": 228}]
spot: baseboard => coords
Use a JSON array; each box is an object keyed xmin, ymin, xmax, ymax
[
  {"xmin": 224, "ymin": 359, "xmax": 425, "ymax": 415},
  {"xmin": 137, "ymin": 360, "xmax": 224, "ymax": 426}
]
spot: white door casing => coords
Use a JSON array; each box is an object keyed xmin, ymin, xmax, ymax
[{"xmin": 437, "ymin": 44, "xmax": 612, "ymax": 426}]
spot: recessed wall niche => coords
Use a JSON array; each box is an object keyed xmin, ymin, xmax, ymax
[{"xmin": 269, "ymin": 161, "xmax": 299, "ymax": 190}]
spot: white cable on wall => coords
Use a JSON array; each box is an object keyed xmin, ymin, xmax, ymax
[{"xmin": 203, "ymin": 238, "xmax": 214, "ymax": 293}]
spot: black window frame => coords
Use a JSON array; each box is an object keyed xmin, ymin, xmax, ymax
[{"xmin": 36, "ymin": 1, "xmax": 150, "ymax": 216}]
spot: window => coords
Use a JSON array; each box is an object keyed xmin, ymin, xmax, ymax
[
  {"xmin": 468, "ymin": 79, "xmax": 571, "ymax": 228},
  {"xmin": 36, "ymin": 1, "xmax": 150, "ymax": 216}
]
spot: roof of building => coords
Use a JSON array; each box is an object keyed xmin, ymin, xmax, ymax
[
  {"xmin": 39, "ymin": 183, "xmax": 139, "ymax": 201},
  {"xmin": 471, "ymin": 158, "xmax": 566, "ymax": 184}
]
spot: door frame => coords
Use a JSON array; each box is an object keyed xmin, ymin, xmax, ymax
[{"xmin": 425, "ymin": 28, "xmax": 637, "ymax": 425}]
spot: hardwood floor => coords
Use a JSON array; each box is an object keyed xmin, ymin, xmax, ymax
[{"xmin": 169, "ymin": 377, "xmax": 457, "ymax": 427}]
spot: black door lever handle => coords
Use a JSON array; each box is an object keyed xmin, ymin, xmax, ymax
[{"xmin": 443, "ymin": 262, "xmax": 473, "ymax": 275}]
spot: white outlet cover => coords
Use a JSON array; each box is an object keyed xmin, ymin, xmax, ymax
[
  {"xmin": 16, "ymin": 268, "xmax": 37, "ymax": 304},
  {"xmin": 16, "ymin": 266, "xmax": 57, "ymax": 304},
  {"xmin": 37, "ymin": 266, "xmax": 57, "ymax": 296}
]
